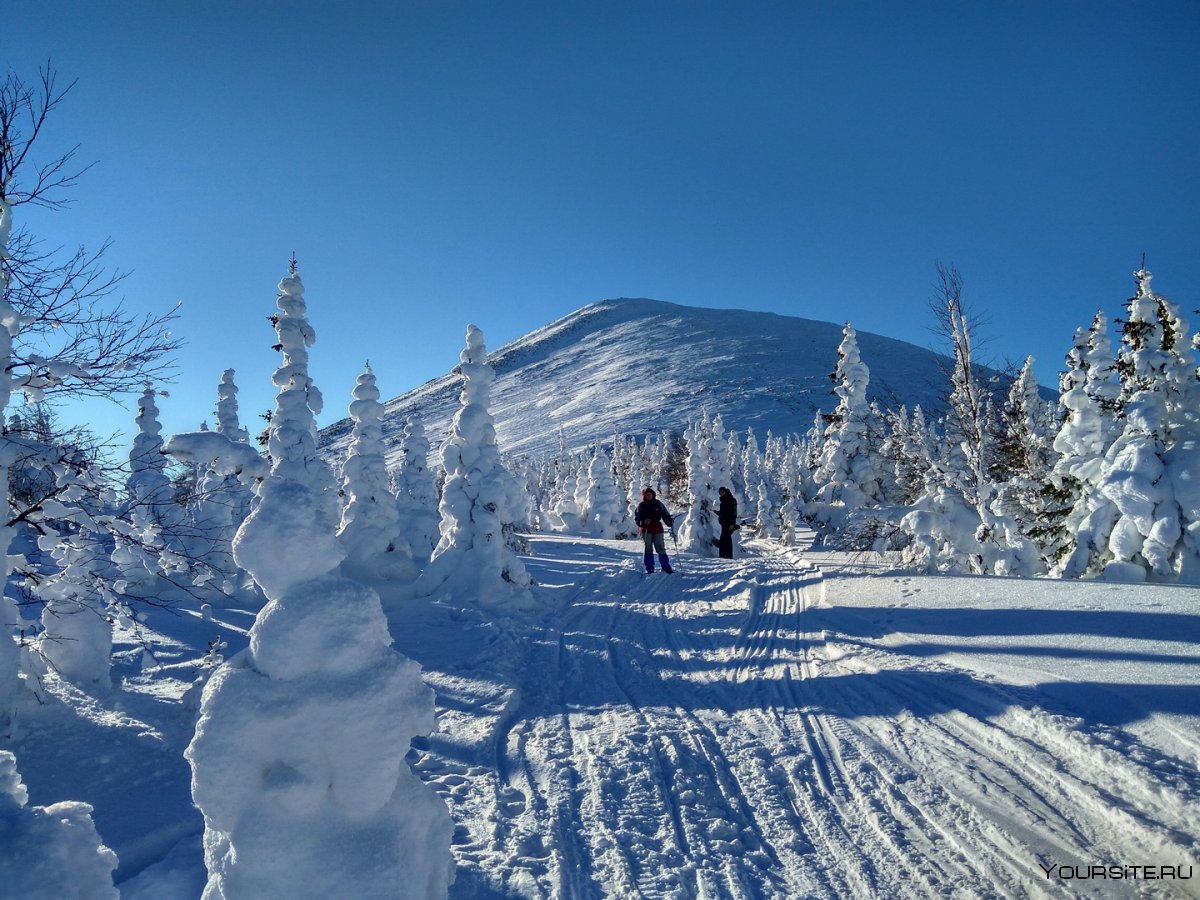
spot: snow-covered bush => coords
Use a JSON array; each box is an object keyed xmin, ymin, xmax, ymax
[{"xmin": 0, "ymin": 750, "xmax": 118, "ymax": 899}]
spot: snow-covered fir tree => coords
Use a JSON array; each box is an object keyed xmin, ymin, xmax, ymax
[
  {"xmin": 813, "ymin": 323, "xmax": 885, "ymax": 515},
  {"xmin": 1066, "ymin": 268, "xmax": 1200, "ymax": 580},
  {"xmin": 393, "ymin": 418, "xmax": 441, "ymax": 561},
  {"xmin": 1049, "ymin": 313, "xmax": 1122, "ymax": 575},
  {"xmin": 417, "ymin": 324, "xmax": 533, "ymax": 609},
  {"xmin": 187, "ymin": 265, "xmax": 453, "ymax": 898},
  {"xmin": 755, "ymin": 479, "xmax": 778, "ymax": 538},
  {"xmin": 985, "ymin": 356, "xmax": 1057, "ymax": 574},
  {"xmin": 586, "ymin": 443, "xmax": 624, "ymax": 538},
  {"xmin": 553, "ymin": 458, "xmax": 582, "ymax": 534},
  {"xmin": 679, "ymin": 418, "xmax": 717, "ymax": 554},
  {"xmin": 112, "ymin": 386, "xmax": 182, "ymax": 597},
  {"xmin": 337, "ymin": 364, "xmax": 416, "ymax": 582},
  {"xmin": 35, "ymin": 492, "xmax": 116, "ymax": 689}
]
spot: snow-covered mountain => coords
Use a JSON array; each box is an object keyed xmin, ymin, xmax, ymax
[{"xmin": 321, "ymin": 298, "xmax": 969, "ymax": 460}]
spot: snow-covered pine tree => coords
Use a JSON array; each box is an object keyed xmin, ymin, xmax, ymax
[
  {"xmin": 814, "ymin": 323, "xmax": 884, "ymax": 515},
  {"xmin": 984, "ymin": 356, "xmax": 1056, "ymax": 575},
  {"xmin": 755, "ymin": 480, "xmax": 778, "ymax": 538},
  {"xmin": 188, "ymin": 264, "xmax": 453, "ymax": 898},
  {"xmin": 338, "ymin": 364, "xmax": 416, "ymax": 582},
  {"xmin": 553, "ymin": 457, "xmax": 582, "ymax": 534},
  {"xmin": 680, "ymin": 418, "xmax": 717, "ymax": 554},
  {"xmin": 1070, "ymin": 268, "xmax": 1200, "ymax": 580},
  {"xmin": 393, "ymin": 418, "xmax": 440, "ymax": 561},
  {"xmin": 35, "ymin": 492, "xmax": 115, "ymax": 689},
  {"xmin": 417, "ymin": 324, "xmax": 533, "ymax": 609},
  {"xmin": 586, "ymin": 443, "xmax": 623, "ymax": 539},
  {"xmin": 740, "ymin": 428, "xmax": 762, "ymax": 519},
  {"xmin": 572, "ymin": 448, "xmax": 593, "ymax": 531},
  {"xmin": 1049, "ymin": 314, "xmax": 1122, "ymax": 575},
  {"xmin": 112, "ymin": 386, "xmax": 184, "ymax": 597}
]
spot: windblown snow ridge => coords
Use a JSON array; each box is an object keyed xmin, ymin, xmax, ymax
[{"xmin": 320, "ymin": 298, "xmax": 958, "ymax": 462}]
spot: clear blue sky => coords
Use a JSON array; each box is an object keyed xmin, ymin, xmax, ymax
[{"xmin": 8, "ymin": 1, "xmax": 1199, "ymax": 444}]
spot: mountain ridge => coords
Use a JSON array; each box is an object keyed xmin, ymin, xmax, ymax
[{"xmin": 320, "ymin": 298, "xmax": 967, "ymax": 462}]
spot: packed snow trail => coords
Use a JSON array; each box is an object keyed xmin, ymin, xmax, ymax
[{"xmin": 393, "ymin": 535, "xmax": 1200, "ymax": 899}]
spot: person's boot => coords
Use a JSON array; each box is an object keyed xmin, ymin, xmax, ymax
[
  {"xmin": 659, "ymin": 554, "xmax": 673, "ymax": 574},
  {"xmin": 643, "ymin": 551, "xmax": 655, "ymax": 573}
]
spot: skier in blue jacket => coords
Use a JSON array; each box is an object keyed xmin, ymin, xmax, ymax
[{"xmin": 634, "ymin": 486, "xmax": 674, "ymax": 574}]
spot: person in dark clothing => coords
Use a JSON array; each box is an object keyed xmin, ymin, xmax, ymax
[
  {"xmin": 716, "ymin": 486, "xmax": 738, "ymax": 559},
  {"xmin": 634, "ymin": 486, "xmax": 674, "ymax": 574}
]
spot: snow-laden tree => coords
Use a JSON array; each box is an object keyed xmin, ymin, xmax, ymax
[
  {"xmin": 393, "ymin": 418, "xmax": 440, "ymax": 562},
  {"xmin": 417, "ymin": 324, "xmax": 533, "ymax": 609},
  {"xmin": 814, "ymin": 323, "xmax": 884, "ymax": 513},
  {"xmin": 337, "ymin": 364, "xmax": 416, "ymax": 582},
  {"xmin": 177, "ymin": 370, "xmax": 259, "ymax": 595},
  {"xmin": 572, "ymin": 450, "xmax": 592, "ymax": 531},
  {"xmin": 1061, "ymin": 268, "xmax": 1200, "ymax": 581},
  {"xmin": 553, "ymin": 458, "xmax": 582, "ymax": 534},
  {"xmin": 0, "ymin": 751, "xmax": 118, "ymax": 898},
  {"xmin": 35, "ymin": 502, "xmax": 115, "ymax": 689},
  {"xmin": 985, "ymin": 356, "xmax": 1057, "ymax": 574},
  {"xmin": 585, "ymin": 443, "xmax": 623, "ymax": 538},
  {"xmin": 187, "ymin": 266, "xmax": 454, "ymax": 899},
  {"xmin": 755, "ymin": 480, "xmax": 778, "ymax": 538},
  {"xmin": 740, "ymin": 428, "xmax": 762, "ymax": 519},
  {"xmin": 111, "ymin": 386, "xmax": 184, "ymax": 597},
  {"xmin": 626, "ymin": 441, "xmax": 646, "ymax": 528},
  {"xmin": 679, "ymin": 418, "xmax": 717, "ymax": 554},
  {"xmin": 1048, "ymin": 314, "xmax": 1122, "ymax": 575}
]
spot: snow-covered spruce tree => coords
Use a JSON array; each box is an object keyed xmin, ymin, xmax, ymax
[
  {"xmin": 553, "ymin": 456, "xmax": 582, "ymax": 534},
  {"xmin": 679, "ymin": 418, "xmax": 717, "ymax": 554},
  {"xmin": 175, "ymin": 370, "xmax": 259, "ymax": 595},
  {"xmin": 187, "ymin": 266, "xmax": 454, "ymax": 899},
  {"xmin": 1048, "ymin": 314, "xmax": 1122, "ymax": 575},
  {"xmin": 755, "ymin": 480, "xmax": 778, "ymax": 538},
  {"xmin": 572, "ymin": 449, "xmax": 592, "ymax": 531},
  {"xmin": 337, "ymin": 364, "xmax": 416, "ymax": 582},
  {"xmin": 392, "ymin": 418, "xmax": 440, "ymax": 562},
  {"xmin": 1062, "ymin": 268, "xmax": 1199, "ymax": 581},
  {"xmin": 586, "ymin": 443, "xmax": 623, "ymax": 539},
  {"xmin": 111, "ymin": 386, "xmax": 185, "ymax": 598},
  {"xmin": 740, "ymin": 428, "xmax": 762, "ymax": 519},
  {"xmin": 626, "ymin": 439, "xmax": 645, "ymax": 527},
  {"xmin": 813, "ymin": 323, "xmax": 885, "ymax": 517},
  {"xmin": 984, "ymin": 356, "xmax": 1057, "ymax": 574},
  {"xmin": 416, "ymin": 324, "xmax": 533, "ymax": 610},
  {"xmin": 884, "ymin": 405, "xmax": 933, "ymax": 505},
  {"xmin": 0, "ymin": 751, "xmax": 119, "ymax": 898},
  {"xmin": 34, "ymin": 472, "xmax": 118, "ymax": 690}
]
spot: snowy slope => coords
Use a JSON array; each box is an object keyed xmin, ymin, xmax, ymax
[
  {"xmin": 6, "ymin": 533, "xmax": 1198, "ymax": 898},
  {"xmin": 320, "ymin": 298, "xmax": 984, "ymax": 461}
]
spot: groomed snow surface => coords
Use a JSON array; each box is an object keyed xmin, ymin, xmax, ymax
[{"xmin": 4, "ymin": 531, "xmax": 1198, "ymax": 899}]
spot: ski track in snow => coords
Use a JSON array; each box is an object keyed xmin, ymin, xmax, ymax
[{"xmin": 402, "ymin": 536, "xmax": 1200, "ymax": 899}]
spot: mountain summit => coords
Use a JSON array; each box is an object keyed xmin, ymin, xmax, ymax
[{"xmin": 321, "ymin": 298, "xmax": 956, "ymax": 460}]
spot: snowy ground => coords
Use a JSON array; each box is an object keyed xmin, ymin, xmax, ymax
[{"xmin": 5, "ymin": 532, "xmax": 1199, "ymax": 898}]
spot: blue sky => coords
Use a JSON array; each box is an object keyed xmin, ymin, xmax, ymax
[{"xmin": 7, "ymin": 1, "xmax": 1199, "ymax": 444}]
